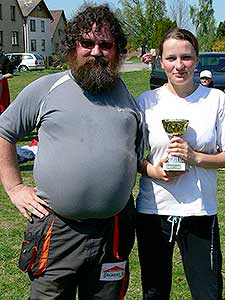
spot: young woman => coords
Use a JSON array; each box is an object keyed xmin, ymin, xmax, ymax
[{"xmin": 136, "ymin": 28, "xmax": 224, "ymax": 300}]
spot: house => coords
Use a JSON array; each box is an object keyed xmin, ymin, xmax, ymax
[
  {"xmin": 0, "ymin": 0, "xmax": 24, "ymax": 53},
  {"xmin": 17, "ymin": 0, "xmax": 53, "ymax": 58},
  {"xmin": 50, "ymin": 10, "xmax": 66, "ymax": 55},
  {"xmin": 0, "ymin": 0, "xmax": 67, "ymax": 59}
]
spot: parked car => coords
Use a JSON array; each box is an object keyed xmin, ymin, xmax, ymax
[
  {"xmin": 5, "ymin": 53, "xmax": 45, "ymax": 71},
  {"xmin": 150, "ymin": 52, "xmax": 225, "ymax": 91}
]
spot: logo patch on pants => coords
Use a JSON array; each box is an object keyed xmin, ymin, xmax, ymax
[{"xmin": 100, "ymin": 261, "xmax": 126, "ymax": 281}]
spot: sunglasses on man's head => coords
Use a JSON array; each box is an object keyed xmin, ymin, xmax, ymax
[{"xmin": 79, "ymin": 39, "xmax": 114, "ymax": 50}]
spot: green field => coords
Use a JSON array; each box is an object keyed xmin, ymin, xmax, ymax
[{"xmin": 0, "ymin": 68, "xmax": 224, "ymax": 299}]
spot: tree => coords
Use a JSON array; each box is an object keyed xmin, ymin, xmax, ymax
[
  {"xmin": 212, "ymin": 21, "xmax": 225, "ymax": 52},
  {"xmin": 117, "ymin": 0, "xmax": 167, "ymax": 54},
  {"xmin": 151, "ymin": 18, "xmax": 177, "ymax": 49},
  {"xmin": 168, "ymin": 0, "xmax": 192, "ymax": 29},
  {"xmin": 190, "ymin": 0, "xmax": 216, "ymax": 51},
  {"xmin": 212, "ymin": 38, "xmax": 225, "ymax": 52},
  {"xmin": 216, "ymin": 21, "xmax": 225, "ymax": 39}
]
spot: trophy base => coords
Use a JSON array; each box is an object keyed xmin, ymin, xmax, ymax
[{"xmin": 163, "ymin": 162, "xmax": 186, "ymax": 171}]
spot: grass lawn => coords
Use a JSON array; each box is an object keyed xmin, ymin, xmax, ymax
[{"xmin": 0, "ymin": 68, "xmax": 224, "ymax": 299}]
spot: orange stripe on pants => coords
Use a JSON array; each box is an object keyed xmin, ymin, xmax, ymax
[{"xmin": 34, "ymin": 217, "xmax": 55, "ymax": 276}]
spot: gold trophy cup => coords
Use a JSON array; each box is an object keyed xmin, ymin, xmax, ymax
[{"xmin": 162, "ymin": 119, "xmax": 189, "ymax": 171}]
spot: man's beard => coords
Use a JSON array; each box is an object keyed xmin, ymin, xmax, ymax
[{"xmin": 71, "ymin": 56, "xmax": 121, "ymax": 94}]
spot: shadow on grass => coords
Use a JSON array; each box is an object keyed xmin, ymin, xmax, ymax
[
  {"xmin": 21, "ymin": 131, "xmax": 37, "ymax": 143},
  {"xmin": 19, "ymin": 164, "xmax": 33, "ymax": 172}
]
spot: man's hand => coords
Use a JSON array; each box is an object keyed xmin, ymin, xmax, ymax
[{"xmin": 7, "ymin": 184, "xmax": 49, "ymax": 221}]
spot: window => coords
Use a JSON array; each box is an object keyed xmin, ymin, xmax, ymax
[
  {"xmin": 34, "ymin": 54, "xmax": 43, "ymax": 60},
  {"xmin": 12, "ymin": 54, "xmax": 22, "ymax": 63},
  {"xmin": 31, "ymin": 39, "xmax": 37, "ymax": 51},
  {"xmin": 41, "ymin": 39, "xmax": 45, "ymax": 51},
  {"xmin": 10, "ymin": 6, "xmax": 16, "ymax": 21},
  {"xmin": 11, "ymin": 31, "xmax": 19, "ymax": 46},
  {"xmin": 23, "ymin": 54, "xmax": 33, "ymax": 59},
  {"xmin": 30, "ymin": 20, "xmax": 36, "ymax": 32},
  {"xmin": 58, "ymin": 29, "xmax": 64, "ymax": 37},
  {"xmin": 41, "ymin": 21, "xmax": 45, "ymax": 32},
  {"xmin": 36, "ymin": 5, "xmax": 42, "ymax": 11},
  {"xmin": 0, "ymin": 31, "xmax": 3, "ymax": 46},
  {"xmin": 0, "ymin": 4, "xmax": 2, "ymax": 20},
  {"xmin": 198, "ymin": 54, "xmax": 225, "ymax": 72}
]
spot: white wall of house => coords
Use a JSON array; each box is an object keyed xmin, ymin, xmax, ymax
[{"xmin": 26, "ymin": 16, "xmax": 51, "ymax": 57}]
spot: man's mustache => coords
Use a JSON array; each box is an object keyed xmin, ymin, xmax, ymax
[{"xmin": 82, "ymin": 56, "xmax": 109, "ymax": 67}]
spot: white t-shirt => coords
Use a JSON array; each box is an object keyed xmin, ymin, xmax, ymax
[{"xmin": 137, "ymin": 84, "xmax": 225, "ymax": 216}]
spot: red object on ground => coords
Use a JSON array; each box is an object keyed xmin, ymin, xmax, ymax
[{"xmin": 29, "ymin": 139, "xmax": 39, "ymax": 147}]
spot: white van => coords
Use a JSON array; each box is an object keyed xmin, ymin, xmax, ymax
[{"xmin": 5, "ymin": 53, "xmax": 45, "ymax": 71}]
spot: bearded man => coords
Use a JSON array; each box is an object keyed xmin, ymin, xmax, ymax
[{"xmin": 0, "ymin": 4, "xmax": 145, "ymax": 300}]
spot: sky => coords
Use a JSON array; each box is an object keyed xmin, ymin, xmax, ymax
[{"xmin": 44, "ymin": 0, "xmax": 225, "ymax": 26}]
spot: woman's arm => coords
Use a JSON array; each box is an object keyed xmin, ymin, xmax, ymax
[
  {"xmin": 189, "ymin": 150, "xmax": 225, "ymax": 169},
  {"xmin": 168, "ymin": 136, "xmax": 225, "ymax": 169}
]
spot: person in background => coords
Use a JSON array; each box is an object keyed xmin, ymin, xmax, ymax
[
  {"xmin": 0, "ymin": 5, "xmax": 145, "ymax": 300},
  {"xmin": 0, "ymin": 49, "xmax": 13, "ymax": 113},
  {"xmin": 200, "ymin": 69, "xmax": 213, "ymax": 87},
  {"xmin": 136, "ymin": 28, "xmax": 224, "ymax": 300},
  {"xmin": 142, "ymin": 53, "xmax": 153, "ymax": 71}
]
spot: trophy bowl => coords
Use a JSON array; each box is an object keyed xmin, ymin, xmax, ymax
[
  {"xmin": 162, "ymin": 119, "xmax": 189, "ymax": 136},
  {"xmin": 162, "ymin": 119, "xmax": 189, "ymax": 171}
]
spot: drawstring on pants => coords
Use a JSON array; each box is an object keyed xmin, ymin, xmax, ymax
[{"xmin": 167, "ymin": 216, "xmax": 183, "ymax": 243}]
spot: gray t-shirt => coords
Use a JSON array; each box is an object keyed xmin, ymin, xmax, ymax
[{"xmin": 0, "ymin": 71, "xmax": 144, "ymax": 219}]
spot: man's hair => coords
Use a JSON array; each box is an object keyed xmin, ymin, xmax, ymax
[
  {"xmin": 159, "ymin": 28, "xmax": 199, "ymax": 57},
  {"xmin": 62, "ymin": 5, "xmax": 127, "ymax": 56}
]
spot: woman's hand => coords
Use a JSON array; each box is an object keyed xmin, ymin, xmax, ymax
[
  {"xmin": 167, "ymin": 136, "xmax": 196, "ymax": 166},
  {"xmin": 140, "ymin": 158, "xmax": 185, "ymax": 182}
]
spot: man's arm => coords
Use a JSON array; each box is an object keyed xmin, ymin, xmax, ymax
[
  {"xmin": 0, "ymin": 137, "xmax": 49, "ymax": 221},
  {"xmin": 1, "ymin": 73, "xmax": 13, "ymax": 80}
]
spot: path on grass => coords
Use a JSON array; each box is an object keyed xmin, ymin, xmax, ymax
[{"xmin": 121, "ymin": 61, "xmax": 149, "ymax": 72}]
